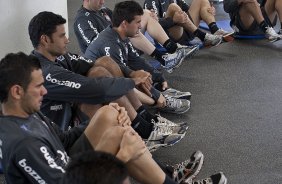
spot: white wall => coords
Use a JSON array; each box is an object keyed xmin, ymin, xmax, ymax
[{"xmin": 0, "ymin": 0, "xmax": 68, "ymax": 58}]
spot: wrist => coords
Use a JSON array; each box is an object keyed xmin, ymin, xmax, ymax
[{"xmin": 116, "ymin": 150, "xmax": 130, "ymax": 163}]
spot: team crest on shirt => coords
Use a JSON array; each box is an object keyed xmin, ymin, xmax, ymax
[{"xmin": 85, "ymin": 12, "xmax": 90, "ymax": 16}]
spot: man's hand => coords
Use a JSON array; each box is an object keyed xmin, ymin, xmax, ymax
[
  {"xmin": 116, "ymin": 127, "xmax": 147, "ymax": 162},
  {"xmin": 149, "ymin": 9, "xmax": 159, "ymax": 21},
  {"xmin": 130, "ymin": 70, "xmax": 152, "ymax": 97},
  {"xmin": 173, "ymin": 11, "xmax": 189, "ymax": 24},
  {"xmin": 207, "ymin": 3, "xmax": 216, "ymax": 16},
  {"xmin": 109, "ymin": 103, "xmax": 131, "ymax": 127}
]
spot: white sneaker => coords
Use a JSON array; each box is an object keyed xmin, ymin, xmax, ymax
[
  {"xmin": 177, "ymin": 44, "xmax": 199, "ymax": 60},
  {"xmin": 204, "ymin": 33, "xmax": 222, "ymax": 46},
  {"xmin": 162, "ymin": 49, "xmax": 185, "ymax": 73},
  {"xmin": 160, "ymin": 96, "xmax": 191, "ymax": 114},
  {"xmin": 154, "ymin": 114, "xmax": 189, "ymax": 134},
  {"xmin": 145, "ymin": 120, "xmax": 187, "ymax": 152},
  {"xmin": 265, "ymin": 26, "xmax": 281, "ymax": 41},
  {"xmin": 214, "ymin": 28, "xmax": 230, "ymax": 36}
]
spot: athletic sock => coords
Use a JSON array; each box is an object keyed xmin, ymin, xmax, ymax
[
  {"xmin": 131, "ymin": 114, "xmax": 153, "ymax": 139},
  {"xmin": 193, "ymin": 29, "xmax": 206, "ymax": 41},
  {"xmin": 208, "ymin": 22, "xmax": 219, "ymax": 34},
  {"xmin": 163, "ymin": 39, "xmax": 178, "ymax": 53},
  {"xmin": 259, "ymin": 20, "xmax": 268, "ymax": 33},
  {"xmin": 150, "ymin": 48, "xmax": 166, "ymax": 65},
  {"xmin": 137, "ymin": 105, "xmax": 158, "ymax": 123}
]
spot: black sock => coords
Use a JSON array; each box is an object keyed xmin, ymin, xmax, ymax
[
  {"xmin": 259, "ymin": 20, "xmax": 268, "ymax": 33},
  {"xmin": 163, "ymin": 39, "xmax": 178, "ymax": 54},
  {"xmin": 280, "ymin": 22, "xmax": 282, "ymax": 32},
  {"xmin": 208, "ymin": 22, "xmax": 219, "ymax": 34},
  {"xmin": 150, "ymin": 48, "xmax": 166, "ymax": 65},
  {"xmin": 131, "ymin": 114, "xmax": 153, "ymax": 139},
  {"xmin": 163, "ymin": 175, "xmax": 176, "ymax": 184},
  {"xmin": 137, "ymin": 105, "xmax": 157, "ymax": 123},
  {"xmin": 193, "ymin": 29, "xmax": 206, "ymax": 41}
]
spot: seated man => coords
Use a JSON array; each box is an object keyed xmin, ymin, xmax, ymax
[
  {"xmin": 84, "ymin": 1, "xmax": 191, "ymax": 116},
  {"xmin": 0, "ymin": 52, "xmax": 226, "ymax": 184},
  {"xmin": 144, "ymin": 0, "xmax": 232, "ymax": 46},
  {"xmin": 74, "ymin": 0, "xmax": 199, "ymax": 72},
  {"xmin": 28, "ymin": 11, "xmax": 188, "ymax": 150},
  {"xmin": 223, "ymin": 0, "xmax": 282, "ymax": 41}
]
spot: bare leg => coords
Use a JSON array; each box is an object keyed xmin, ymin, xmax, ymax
[
  {"xmin": 265, "ymin": 0, "xmax": 281, "ymax": 22},
  {"xmin": 81, "ymin": 64, "xmax": 137, "ymax": 120},
  {"xmin": 141, "ymin": 9, "xmax": 170, "ymax": 45},
  {"xmin": 188, "ymin": 0, "xmax": 215, "ymax": 26},
  {"xmin": 129, "ymin": 32, "xmax": 156, "ymax": 55},
  {"xmin": 238, "ymin": 1, "xmax": 265, "ymax": 29},
  {"xmin": 165, "ymin": 3, "xmax": 198, "ymax": 40},
  {"xmin": 85, "ymin": 105, "xmax": 166, "ymax": 184},
  {"xmin": 94, "ymin": 56, "xmax": 156, "ymax": 107}
]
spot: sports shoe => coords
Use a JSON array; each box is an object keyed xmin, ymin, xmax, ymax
[
  {"xmin": 162, "ymin": 88, "xmax": 192, "ymax": 100},
  {"xmin": 145, "ymin": 122, "xmax": 186, "ymax": 152},
  {"xmin": 204, "ymin": 33, "xmax": 222, "ymax": 47},
  {"xmin": 160, "ymin": 96, "xmax": 191, "ymax": 114},
  {"xmin": 177, "ymin": 44, "xmax": 199, "ymax": 60},
  {"xmin": 265, "ymin": 26, "xmax": 281, "ymax": 41},
  {"xmin": 154, "ymin": 114, "xmax": 189, "ymax": 134},
  {"xmin": 173, "ymin": 151, "xmax": 204, "ymax": 183},
  {"xmin": 214, "ymin": 28, "xmax": 230, "ymax": 36},
  {"xmin": 162, "ymin": 48, "xmax": 185, "ymax": 73},
  {"xmin": 184, "ymin": 172, "xmax": 227, "ymax": 184}
]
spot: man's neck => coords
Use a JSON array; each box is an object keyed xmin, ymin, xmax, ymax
[
  {"xmin": 113, "ymin": 27, "xmax": 127, "ymax": 40},
  {"xmin": 1, "ymin": 103, "xmax": 29, "ymax": 118},
  {"xmin": 36, "ymin": 48, "xmax": 56, "ymax": 62}
]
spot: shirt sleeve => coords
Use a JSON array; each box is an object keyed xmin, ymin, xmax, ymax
[
  {"xmin": 43, "ymin": 62, "xmax": 135, "ymax": 104},
  {"xmin": 74, "ymin": 17, "xmax": 100, "ymax": 53},
  {"xmin": 85, "ymin": 40, "xmax": 134, "ymax": 77},
  {"xmin": 13, "ymin": 138, "xmax": 66, "ymax": 184}
]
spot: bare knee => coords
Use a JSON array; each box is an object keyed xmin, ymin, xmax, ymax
[
  {"xmin": 95, "ymin": 105, "xmax": 119, "ymax": 124},
  {"xmin": 87, "ymin": 66, "xmax": 112, "ymax": 78},
  {"xmin": 94, "ymin": 56, "xmax": 123, "ymax": 77}
]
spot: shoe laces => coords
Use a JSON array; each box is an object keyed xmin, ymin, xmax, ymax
[
  {"xmin": 166, "ymin": 97, "xmax": 182, "ymax": 109},
  {"xmin": 151, "ymin": 119, "xmax": 174, "ymax": 136},
  {"xmin": 156, "ymin": 114, "xmax": 178, "ymax": 126}
]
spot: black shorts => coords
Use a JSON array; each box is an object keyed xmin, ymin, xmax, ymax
[
  {"xmin": 233, "ymin": 6, "xmax": 277, "ymax": 35},
  {"xmin": 69, "ymin": 133, "xmax": 93, "ymax": 157}
]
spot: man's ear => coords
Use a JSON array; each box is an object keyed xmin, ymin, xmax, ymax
[
  {"xmin": 39, "ymin": 35, "xmax": 49, "ymax": 46},
  {"xmin": 9, "ymin": 85, "xmax": 24, "ymax": 100}
]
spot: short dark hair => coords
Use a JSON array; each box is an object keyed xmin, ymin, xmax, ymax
[
  {"xmin": 63, "ymin": 151, "xmax": 129, "ymax": 184},
  {"xmin": 112, "ymin": 1, "xmax": 143, "ymax": 27},
  {"xmin": 28, "ymin": 11, "xmax": 66, "ymax": 48},
  {"xmin": 0, "ymin": 52, "xmax": 41, "ymax": 103}
]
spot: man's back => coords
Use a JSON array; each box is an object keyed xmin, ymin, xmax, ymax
[
  {"xmin": 0, "ymin": 113, "xmax": 68, "ymax": 184},
  {"xmin": 74, "ymin": 6, "xmax": 113, "ymax": 53}
]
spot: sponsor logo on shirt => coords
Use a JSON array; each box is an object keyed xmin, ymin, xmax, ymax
[
  {"xmin": 46, "ymin": 73, "xmax": 81, "ymax": 89},
  {"xmin": 18, "ymin": 159, "xmax": 46, "ymax": 184},
  {"xmin": 67, "ymin": 53, "xmax": 93, "ymax": 63},
  {"xmin": 105, "ymin": 47, "xmax": 111, "ymax": 56},
  {"xmin": 88, "ymin": 21, "xmax": 100, "ymax": 41},
  {"xmin": 152, "ymin": 1, "xmax": 159, "ymax": 16},
  {"xmin": 50, "ymin": 104, "xmax": 63, "ymax": 111},
  {"xmin": 78, "ymin": 24, "xmax": 91, "ymax": 44},
  {"xmin": 40, "ymin": 146, "xmax": 66, "ymax": 173}
]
